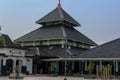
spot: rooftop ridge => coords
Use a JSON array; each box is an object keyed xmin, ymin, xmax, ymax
[
  {"xmin": 61, "ymin": 26, "xmax": 67, "ymax": 38},
  {"xmin": 58, "ymin": 7, "xmax": 64, "ymax": 19}
]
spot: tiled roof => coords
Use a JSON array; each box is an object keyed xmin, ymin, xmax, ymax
[
  {"xmin": 76, "ymin": 38, "xmax": 120, "ymax": 58},
  {"xmin": 26, "ymin": 46, "xmax": 85, "ymax": 58},
  {"xmin": 0, "ymin": 34, "xmax": 14, "ymax": 47},
  {"xmin": 36, "ymin": 7, "xmax": 80, "ymax": 26},
  {"xmin": 0, "ymin": 34, "xmax": 26, "ymax": 50},
  {"xmin": 15, "ymin": 25, "xmax": 97, "ymax": 46}
]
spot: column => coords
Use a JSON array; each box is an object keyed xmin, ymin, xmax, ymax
[
  {"xmin": 99, "ymin": 60, "xmax": 102, "ymax": 72},
  {"xmin": 96, "ymin": 65, "xmax": 99, "ymax": 79},
  {"xmin": 57, "ymin": 61, "xmax": 59, "ymax": 74},
  {"xmin": 12, "ymin": 60, "xmax": 16, "ymax": 74},
  {"xmin": 3, "ymin": 58, "xmax": 6, "ymax": 66},
  {"xmin": 85, "ymin": 60, "xmax": 87, "ymax": 71},
  {"xmin": 72, "ymin": 61, "xmax": 74, "ymax": 71},
  {"xmin": 55, "ymin": 61, "xmax": 59, "ymax": 75},
  {"xmin": 2, "ymin": 58, "xmax": 6, "ymax": 75},
  {"xmin": 99, "ymin": 60, "xmax": 102, "ymax": 79},
  {"xmin": 113, "ymin": 60, "xmax": 116, "ymax": 79},
  {"xmin": 81, "ymin": 60, "xmax": 84, "ymax": 76},
  {"xmin": 116, "ymin": 61, "xmax": 118, "ymax": 72},
  {"xmin": 118, "ymin": 61, "xmax": 120, "ymax": 75},
  {"xmin": 45, "ymin": 61, "xmax": 48, "ymax": 74},
  {"xmin": 79, "ymin": 61, "xmax": 81, "ymax": 71},
  {"xmin": 19, "ymin": 60, "xmax": 22, "ymax": 73}
]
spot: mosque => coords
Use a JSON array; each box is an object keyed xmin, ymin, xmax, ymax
[{"xmin": 0, "ymin": 1, "xmax": 120, "ymax": 77}]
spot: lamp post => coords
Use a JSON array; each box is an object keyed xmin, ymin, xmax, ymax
[
  {"xmin": 64, "ymin": 37, "xmax": 67, "ymax": 80},
  {"xmin": 113, "ymin": 60, "xmax": 116, "ymax": 79}
]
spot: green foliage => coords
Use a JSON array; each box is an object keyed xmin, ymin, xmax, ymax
[
  {"xmin": 50, "ymin": 62, "xmax": 57, "ymax": 73},
  {"xmin": 102, "ymin": 66, "xmax": 107, "ymax": 76},
  {"xmin": 13, "ymin": 42, "xmax": 21, "ymax": 47},
  {"xmin": 14, "ymin": 65, "xmax": 19, "ymax": 73},
  {"xmin": 87, "ymin": 62, "xmax": 95, "ymax": 74},
  {"xmin": 102, "ymin": 64, "xmax": 111, "ymax": 79},
  {"xmin": 0, "ymin": 37, "xmax": 4, "ymax": 46}
]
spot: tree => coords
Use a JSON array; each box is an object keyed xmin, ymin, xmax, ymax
[
  {"xmin": 102, "ymin": 64, "xmax": 111, "ymax": 80},
  {"xmin": 0, "ymin": 37, "xmax": 4, "ymax": 46},
  {"xmin": 87, "ymin": 62, "xmax": 95, "ymax": 74},
  {"xmin": 50, "ymin": 62, "xmax": 57, "ymax": 75}
]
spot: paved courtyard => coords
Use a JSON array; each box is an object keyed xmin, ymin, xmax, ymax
[
  {"xmin": 0, "ymin": 76, "xmax": 119, "ymax": 80},
  {"xmin": 0, "ymin": 76, "xmax": 83, "ymax": 80}
]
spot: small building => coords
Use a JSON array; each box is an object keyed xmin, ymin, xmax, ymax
[{"xmin": 0, "ymin": 34, "xmax": 33, "ymax": 75}]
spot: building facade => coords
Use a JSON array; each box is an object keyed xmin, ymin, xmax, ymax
[{"xmin": 0, "ymin": 34, "xmax": 33, "ymax": 75}]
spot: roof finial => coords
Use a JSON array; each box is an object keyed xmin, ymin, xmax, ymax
[{"xmin": 57, "ymin": 0, "xmax": 61, "ymax": 8}]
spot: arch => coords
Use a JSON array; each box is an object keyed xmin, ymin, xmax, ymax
[
  {"xmin": 2, "ymin": 57, "xmax": 26, "ymax": 75},
  {"xmin": 6, "ymin": 59, "xmax": 14, "ymax": 75}
]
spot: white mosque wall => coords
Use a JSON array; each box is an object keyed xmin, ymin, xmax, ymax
[
  {"xmin": 25, "ymin": 58, "xmax": 33, "ymax": 74},
  {"xmin": 0, "ymin": 48, "xmax": 25, "ymax": 57}
]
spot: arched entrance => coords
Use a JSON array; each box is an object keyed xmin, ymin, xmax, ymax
[{"xmin": 6, "ymin": 59, "xmax": 13, "ymax": 75}]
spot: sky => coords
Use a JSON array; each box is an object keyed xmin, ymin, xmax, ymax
[{"xmin": 0, "ymin": 0, "xmax": 120, "ymax": 45}]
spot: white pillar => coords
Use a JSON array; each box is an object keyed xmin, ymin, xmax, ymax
[
  {"xmin": 116, "ymin": 61, "xmax": 118, "ymax": 72},
  {"xmin": 19, "ymin": 60, "xmax": 23, "ymax": 73},
  {"xmin": 85, "ymin": 61, "xmax": 87, "ymax": 71},
  {"xmin": 72, "ymin": 61, "xmax": 74, "ymax": 71},
  {"xmin": 30, "ymin": 59, "xmax": 33, "ymax": 74},
  {"xmin": 13, "ymin": 60, "xmax": 16, "ymax": 74},
  {"xmin": 3, "ymin": 58, "xmax": 6, "ymax": 66}
]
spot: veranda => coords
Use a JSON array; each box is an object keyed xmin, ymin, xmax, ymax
[{"xmin": 36, "ymin": 58, "xmax": 120, "ymax": 79}]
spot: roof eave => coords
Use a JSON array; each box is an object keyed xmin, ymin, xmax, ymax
[{"xmin": 36, "ymin": 20, "xmax": 81, "ymax": 27}]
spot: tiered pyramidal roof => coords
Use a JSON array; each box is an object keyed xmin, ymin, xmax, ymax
[
  {"xmin": 15, "ymin": 3, "xmax": 97, "ymax": 47},
  {"xmin": 36, "ymin": 7, "xmax": 80, "ymax": 26}
]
